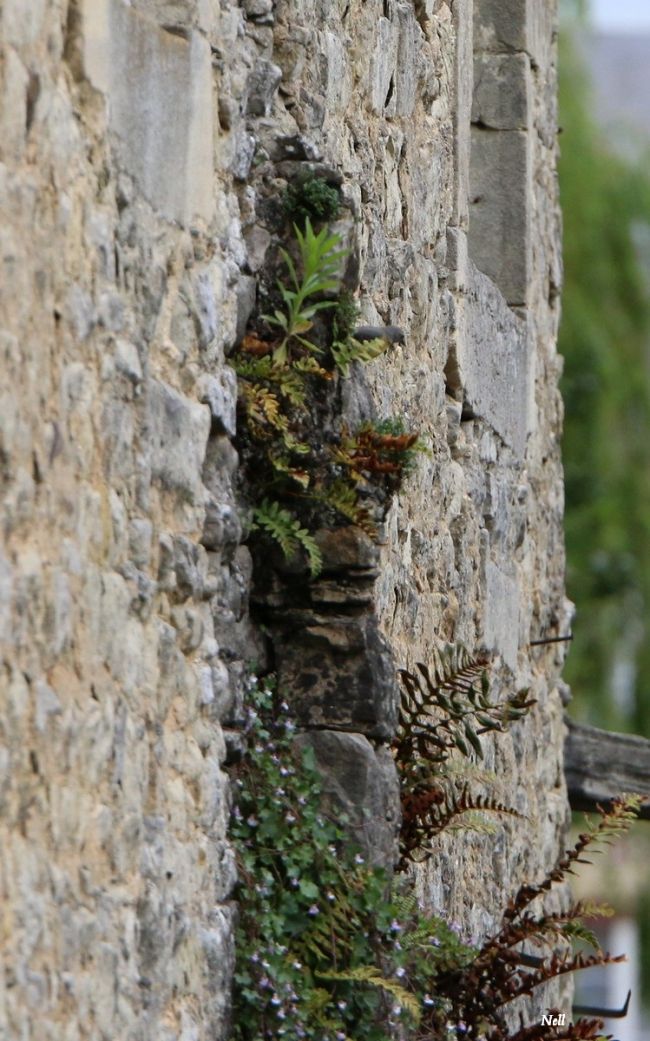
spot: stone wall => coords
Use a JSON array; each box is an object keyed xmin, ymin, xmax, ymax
[{"xmin": 0, "ymin": 0, "xmax": 567, "ymax": 1038}]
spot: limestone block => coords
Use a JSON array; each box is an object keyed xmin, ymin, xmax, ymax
[
  {"xmin": 245, "ymin": 59, "xmax": 282, "ymax": 116},
  {"xmin": 472, "ymin": 53, "xmax": 531, "ymax": 130},
  {"xmin": 81, "ymin": 0, "xmax": 214, "ymax": 225},
  {"xmin": 148, "ymin": 380, "xmax": 210, "ymax": 502},
  {"xmin": 370, "ymin": 17, "xmax": 398, "ymax": 114},
  {"xmin": 474, "ymin": 0, "xmax": 556, "ymax": 68},
  {"xmin": 273, "ymin": 613, "xmax": 398, "ymax": 740},
  {"xmin": 483, "ymin": 559, "xmax": 519, "ymax": 670},
  {"xmin": 295, "ymin": 731, "xmax": 400, "ymax": 867},
  {"xmin": 469, "ymin": 126, "xmax": 532, "ymax": 306},
  {"xmin": 456, "ymin": 260, "xmax": 532, "ymax": 457},
  {"xmin": 198, "ymin": 369, "xmax": 238, "ymax": 437},
  {"xmin": 453, "ymin": 0, "xmax": 474, "ymax": 228}
]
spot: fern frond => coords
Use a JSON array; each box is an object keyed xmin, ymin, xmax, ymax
[
  {"xmin": 399, "ymin": 784, "xmax": 521, "ymax": 865},
  {"xmin": 251, "ymin": 499, "xmax": 323, "ymax": 576},
  {"xmin": 331, "ymin": 336, "xmax": 390, "ymax": 378},
  {"xmin": 311, "ymin": 480, "xmax": 376, "ymax": 536},
  {"xmin": 316, "ymin": 966, "xmax": 421, "ymax": 1023},
  {"xmin": 395, "ymin": 645, "xmax": 535, "ymax": 771}
]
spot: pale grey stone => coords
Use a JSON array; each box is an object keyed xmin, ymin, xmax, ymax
[
  {"xmin": 147, "ymin": 381, "xmax": 210, "ymax": 502},
  {"xmin": 295, "ymin": 731, "xmax": 400, "ymax": 868},
  {"xmin": 232, "ymin": 131, "xmax": 256, "ymax": 181},
  {"xmin": 472, "ymin": 53, "xmax": 532, "ymax": 131},
  {"xmin": 81, "ymin": 0, "xmax": 214, "ymax": 224},
  {"xmin": 483, "ymin": 560, "xmax": 520, "ymax": 670},
  {"xmin": 245, "ymin": 59, "xmax": 282, "ymax": 116},
  {"xmin": 198, "ymin": 369, "xmax": 238, "ymax": 437},
  {"xmin": 128, "ymin": 519, "xmax": 153, "ymax": 569},
  {"xmin": 469, "ymin": 127, "xmax": 532, "ymax": 306},
  {"xmin": 243, "ymin": 224, "xmax": 271, "ymax": 273},
  {"xmin": 114, "ymin": 339, "xmax": 143, "ymax": 384}
]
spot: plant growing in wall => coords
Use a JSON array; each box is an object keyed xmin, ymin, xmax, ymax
[
  {"xmin": 233, "ymin": 202, "xmax": 419, "ymax": 577},
  {"xmin": 231, "ymin": 677, "xmax": 641, "ymax": 1041}
]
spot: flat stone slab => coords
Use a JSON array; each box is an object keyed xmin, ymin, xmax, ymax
[
  {"xmin": 295, "ymin": 730, "xmax": 400, "ymax": 867},
  {"xmin": 456, "ymin": 256, "xmax": 533, "ymax": 458},
  {"xmin": 81, "ymin": 0, "xmax": 214, "ymax": 225}
]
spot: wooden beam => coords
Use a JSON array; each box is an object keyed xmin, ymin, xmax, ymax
[{"xmin": 564, "ymin": 718, "xmax": 650, "ymax": 820}]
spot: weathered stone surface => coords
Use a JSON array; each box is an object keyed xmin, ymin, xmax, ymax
[
  {"xmin": 0, "ymin": 0, "xmax": 567, "ymax": 1034},
  {"xmin": 274, "ymin": 613, "xmax": 398, "ymax": 740},
  {"xmin": 473, "ymin": 53, "xmax": 532, "ymax": 130},
  {"xmin": 295, "ymin": 731, "xmax": 400, "ymax": 866},
  {"xmin": 469, "ymin": 127, "xmax": 532, "ymax": 306},
  {"xmin": 454, "ymin": 256, "xmax": 533, "ymax": 457},
  {"xmin": 80, "ymin": 0, "xmax": 214, "ymax": 224}
]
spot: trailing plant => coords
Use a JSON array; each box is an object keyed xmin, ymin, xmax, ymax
[
  {"xmin": 230, "ymin": 678, "xmax": 474, "ymax": 1041},
  {"xmin": 283, "ymin": 170, "xmax": 341, "ymax": 226},
  {"xmin": 231, "ymin": 678, "xmax": 641, "ymax": 1041},
  {"xmin": 263, "ymin": 219, "xmax": 346, "ymax": 365}
]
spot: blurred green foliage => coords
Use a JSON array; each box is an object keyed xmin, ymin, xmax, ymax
[{"xmin": 559, "ymin": 30, "xmax": 650, "ymax": 733}]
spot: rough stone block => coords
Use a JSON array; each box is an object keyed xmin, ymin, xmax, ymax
[
  {"xmin": 483, "ymin": 560, "xmax": 520, "ymax": 670},
  {"xmin": 148, "ymin": 381, "xmax": 210, "ymax": 501},
  {"xmin": 453, "ymin": 0, "xmax": 474, "ymax": 227},
  {"xmin": 474, "ymin": 0, "xmax": 556, "ymax": 68},
  {"xmin": 456, "ymin": 261, "xmax": 532, "ymax": 457},
  {"xmin": 468, "ymin": 126, "xmax": 532, "ymax": 307},
  {"xmin": 295, "ymin": 731, "xmax": 400, "ymax": 867},
  {"xmin": 81, "ymin": 0, "xmax": 214, "ymax": 225},
  {"xmin": 198, "ymin": 369, "xmax": 238, "ymax": 438},
  {"xmin": 472, "ymin": 53, "xmax": 531, "ymax": 130},
  {"xmin": 273, "ymin": 613, "xmax": 398, "ymax": 740}
]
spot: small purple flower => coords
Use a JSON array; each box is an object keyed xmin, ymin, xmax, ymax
[
  {"xmin": 292, "ymin": 960, "xmax": 302, "ymax": 970},
  {"xmin": 247, "ymin": 816, "xmax": 258, "ymax": 828},
  {"xmin": 326, "ymin": 891, "xmax": 336, "ymax": 902},
  {"xmin": 354, "ymin": 853, "xmax": 364, "ymax": 865},
  {"xmin": 423, "ymin": 994, "xmax": 435, "ymax": 1007},
  {"xmin": 337, "ymin": 1000, "xmax": 347, "ymax": 1011},
  {"xmin": 395, "ymin": 966, "xmax": 406, "ymax": 979},
  {"xmin": 389, "ymin": 919, "xmax": 402, "ymax": 933},
  {"xmin": 270, "ymin": 995, "xmax": 282, "ymax": 1006},
  {"xmin": 285, "ymin": 812, "xmax": 296, "ymax": 824},
  {"xmin": 307, "ymin": 904, "xmax": 319, "ymax": 916},
  {"xmin": 280, "ymin": 701, "xmax": 289, "ymax": 712}
]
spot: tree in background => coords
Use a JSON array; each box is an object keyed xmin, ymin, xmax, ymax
[{"xmin": 559, "ymin": 20, "xmax": 650, "ymax": 735}]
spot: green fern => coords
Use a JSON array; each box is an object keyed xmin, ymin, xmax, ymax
[
  {"xmin": 252, "ymin": 499, "xmax": 323, "ymax": 576},
  {"xmin": 316, "ymin": 966, "xmax": 422, "ymax": 1023},
  {"xmin": 234, "ymin": 355, "xmax": 308, "ymax": 407},
  {"xmin": 311, "ymin": 479, "xmax": 376, "ymax": 535},
  {"xmin": 331, "ymin": 336, "xmax": 390, "ymax": 378}
]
